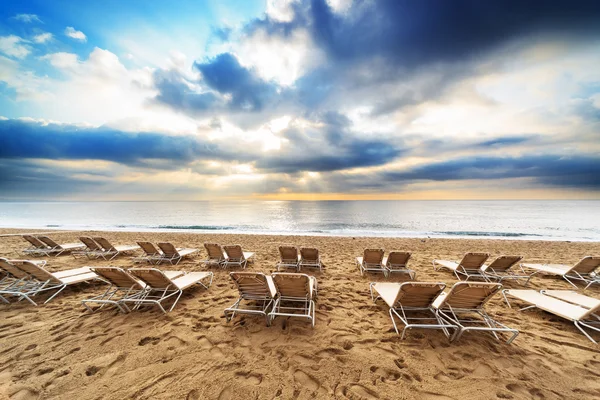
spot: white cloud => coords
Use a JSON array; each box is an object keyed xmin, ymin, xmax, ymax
[
  {"xmin": 0, "ymin": 35, "xmax": 31, "ymax": 59},
  {"xmin": 266, "ymin": 0, "xmax": 298, "ymax": 22},
  {"xmin": 33, "ymin": 32, "xmax": 53, "ymax": 44},
  {"xmin": 64, "ymin": 27, "xmax": 87, "ymax": 42},
  {"xmin": 0, "ymin": 55, "xmax": 52, "ymax": 101},
  {"xmin": 13, "ymin": 14, "xmax": 42, "ymax": 23},
  {"xmin": 326, "ymin": 0, "xmax": 353, "ymax": 14},
  {"xmin": 40, "ymin": 52, "xmax": 79, "ymax": 69}
]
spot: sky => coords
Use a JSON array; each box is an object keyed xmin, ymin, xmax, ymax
[{"xmin": 0, "ymin": 0, "xmax": 599, "ymax": 201}]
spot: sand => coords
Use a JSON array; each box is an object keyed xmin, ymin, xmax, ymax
[{"xmin": 1, "ymin": 229, "xmax": 600, "ymax": 400}]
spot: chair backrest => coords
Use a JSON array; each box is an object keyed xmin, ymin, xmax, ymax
[
  {"xmin": 0, "ymin": 258, "xmax": 30, "ymax": 279},
  {"xmin": 272, "ymin": 273, "xmax": 312, "ymax": 298},
  {"xmin": 204, "ymin": 243, "xmax": 225, "ymax": 260},
  {"xmin": 137, "ymin": 241, "xmax": 161, "ymax": 256},
  {"xmin": 438, "ymin": 282, "xmax": 502, "ymax": 310},
  {"xmin": 223, "ymin": 245, "xmax": 244, "ymax": 261},
  {"xmin": 91, "ymin": 267, "xmax": 144, "ymax": 289},
  {"xmin": 571, "ymin": 256, "xmax": 600, "ymax": 274},
  {"xmin": 395, "ymin": 282, "xmax": 446, "ymax": 308},
  {"xmin": 23, "ymin": 235, "xmax": 47, "ymax": 248},
  {"xmin": 158, "ymin": 242, "xmax": 179, "ymax": 258},
  {"xmin": 386, "ymin": 251, "xmax": 411, "ymax": 266},
  {"xmin": 363, "ymin": 249, "xmax": 384, "ymax": 265},
  {"xmin": 80, "ymin": 237, "xmax": 102, "ymax": 251},
  {"xmin": 93, "ymin": 237, "xmax": 116, "ymax": 252},
  {"xmin": 129, "ymin": 268, "xmax": 174, "ymax": 289},
  {"xmin": 459, "ymin": 253, "xmax": 490, "ymax": 269},
  {"xmin": 279, "ymin": 246, "xmax": 299, "ymax": 262},
  {"xmin": 487, "ymin": 255, "xmax": 523, "ymax": 272},
  {"xmin": 38, "ymin": 236, "xmax": 60, "ymax": 248},
  {"xmin": 12, "ymin": 260, "xmax": 61, "ymax": 284},
  {"xmin": 300, "ymin": 247, "xmax": 319, "ymax": 262},
  {"xmin": 230, "ymin": 272, "xmax": 271, "ymax": 298}
]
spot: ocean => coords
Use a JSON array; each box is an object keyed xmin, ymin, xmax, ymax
[{"xmin": 0, "ymin": 200, "xmax": 598, "ymax": 241}]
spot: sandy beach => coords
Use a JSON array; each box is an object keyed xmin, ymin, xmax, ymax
[{"xmin": 1, "ymin": 229, "xmax": 600, "ymax": 400}]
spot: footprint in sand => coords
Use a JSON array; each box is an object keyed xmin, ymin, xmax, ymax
[
  {"xmin": 293, "ymin": 370, "xmax": 321, "ymax": 392},
  {"xmin": 339, "ymin": 383, "xmax": 379, "ymax": 399}
]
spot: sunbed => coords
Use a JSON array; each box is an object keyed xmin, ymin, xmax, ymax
[
  {"xmin": 0, "ymin": 258, "xmax": 46, "ymax": 292},
  {"xmin": 73, "ymin": 237, "xmax": 104, "ymax": 259},
  {"xmin": 521, "ymin": 256, "xmax": 600, "ymax": 289},
  {"xmin": 37, "ymin": 236, "xmax": 85, "ymax": 257},
  {"xmin": 203, "ymin": 243, "xmax": 227, "ymax": 267},
  {"xmin": 268, "ymin": 273, "xmax": 317, "ymax": 327},
  {"xmin": 224, "ymin": 272, "xmax": 277, "ymax": 325},
  {"xmin": 0, "ymin": 261, "xmax": 101, "ymax": 305},
  {"xmin": 126, "ymin": 268, "xmax": 213, "ymax": 313},
  {"xmin": 433, "ymin": 253, "xmax": 490, "ymax": 281},
  {"xmin": 356, "ymin": 249, "xmax": 386, "ymax": 276},
  {"xmin": 156, "ymin": 242, "xmax": 198, "ymax": 265},
  {"xmin": 299, "ymin": 247, "xmax": 322, "ymax": 271},
  {"xmin": 93, "ymin": 237, "xmax": 139, "ymax": 261},
  {"xmin": 21, "ymin": 235, "xmax": 51, "ymax": 256},
  {"xmin": 432, "ymin": 282, "xmax": 519, "ymax": 343},
  {"xmin": 134, "ymin": 241, "xmax": 164, "ymax": 264},
  {"xmin": 383, "ymin": 251, "xmax": 415, "ymax": 279},
  {"xmin": 276, "ymin": 246, "xmax": 300, "ymax": 271},
  {"xmin": 503, "ymin": 289, "xmax": 600, "ymax": 343},
  {"xmin": 370, "ymin": 281, "xmax": 457, "ymax": 339},
  {"xmin": 82, "ymin": 267, "xmax": 148, "ymax": 313},
  {"xmin": 480, "ymin": 255, "xmax": 531, "ymax": 284},
  {"xmin": 222, "ymin": 245, "xmax": 254, "ymax": 269}
]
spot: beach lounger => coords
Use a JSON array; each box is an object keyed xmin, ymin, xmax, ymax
[
  {"xmin": 356, "ymin": 249, "xmax": 386, "ymax": 276},
  {"xmin": 276, "ymin": 246, "xmax": 300, "ymax": 271},
  {"xmin": 0, "ymin": 261, "xmax": 100, "ymax": 305},
  {"xmin": 521, "ymin": 256, "xmax": 600, "ymax": 290},
  {"xmin": 370, "ymin": 281, "xmax": 457, "ymax": 339},
  {"xmin": 433, "ymin": 282, "xmax": 519, "ymax": 343},
  {"xmin": 37, "ymin": 236, "xmax": 85, "ymax": 257},
  {"xmin": 93, "ymin": 237, "xmax": 139, "ymax": 261},
  {"xmin": 268, "ymin": 273, "xmax": 317, "ymax": 327},
  {"xmin": 156, "ymin": 242, "xmax": 198, "ymax": 265},
  {"xmin": 222, "ymin": 245, "xmax": 254, "ymax": 269},
  {"xmin": 433, "ymin": 253, "xmax": 490, "ymax": 281},
  {"xmin": 480, "ymin": 255, "xmax": 531, "ymax": 284},
  {"xmin": 224, "ymin": 272, "xmax": 277, "ymax": 325},
  {"xmin": 0, "ymin": 258, "xmax": 46, "ymax": 292},
  {"xmin": 383, "ymin": 251, "xmax": 415, "ymax": 279},
  {"xmin": 82, "ymin": 267, "xmax": 147, "ymax": 313},
  {"xmin": 134, "ymin": 241, "xmax": 164, "ymax": 264},
  {"xmin": 503, "ymin": 289, "xmax": 600, "ymax": 343},
  {"xmin": 73, "ymin": 237, "xmax": 104, "ymax": 259},
  {"xmin": 203, "ymin": 243, "xmax": 227, "ymax": 267},
  {"xmin": 299, "ymin": 247, "xmax": 322, "ymax": 271},
  {"xmin": 21, "ymin": 235, "xmax": 51, "ymax": 256},
  {"xmin": 126, "ymin": 268, "xmax": 213, "ymax": 313}
]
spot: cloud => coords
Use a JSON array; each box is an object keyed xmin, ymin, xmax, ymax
[
  {"xmin": 40, "ymin": 52, "xmax": 79, "ymax": 69},
  {"xmin": 13, "ymin": 14, "xmax": 42, "ymax": 23},
  {"xmin": 0, "ymin": 35, "xmax": 31, "ymax": 59},
  {"xmin": 64, "ymin": 27, "xmax": 87, "ymax": 41},
  {"xmin": 33, "ymin": 32, "xmax": 53, "ymax": 44}
]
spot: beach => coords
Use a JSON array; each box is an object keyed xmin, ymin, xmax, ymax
[{"xmin": 1, "ymin": 229, "xmax": 600, "ymax": 400}]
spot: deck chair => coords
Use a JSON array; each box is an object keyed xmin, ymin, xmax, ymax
[
  {"xmin": 276, "ymin": 246, "xmax": 300, "ymax": 271},
  {"xmin": 203, "ymin": 243, "xmax": 227, "ymax": 267},
  {"xmin": 432, "ymin": 282, "xmax": 519, "ymax": 343},
  {"xmin": 268, "ymin": 273, "xmax": 317, "ymax": 327},
  {"xmin": 522, "ymin": 256, "xmax": 600, "ymax": 290},
  {"xmin": 433, "ymin": 253, "xmax": 490, "ymax": 281},
  {"xmin": 82, "ymin": 267, "xmax": 148, "ymax": 313},
  {"xmin": 156, "ymin": 242, "xmax": 198, "ymax": 265},
  {"xmin": 0, "ymin": 262, "xmax": 100, "ymax": 305},
  {"xmin": 126, "ymin": 268, "xmax": 213, "ymax": 313},
  {"xmin": 224, "ymin": 272, "xmax": 277, "ymax": 325},
  {"xmin": 383, "ymin": 251, "xmax": 415, "ymax": 279},
  {"xmin": 73, "ymin": 237, "xmax": 104, "ymax": 259},
  {"xmin": 222, "ymin": 245, "xmax": 254, "ymax": 269},
  {"xmin": 299, "ymin": 247, "xmax": 322, "ymax": 271},
  {"xmin": 356, "ymin": 249, "xmax": 386, "ymax": 276},
  {"xmin": 93, "ymin": 237, "xmax": 139, "ymax": 261},
  {"xmin": 37, "ymin": 236, "xmax": 85, "ymax": 257},
  {"xmin": 21, "ymin": 235, "xmax": 51, "ymax": 256},
  {"xmin": 370, "ymin": 282, "xmax": 457, "ymax": 339},
  {"xmin": 480, "ymin": 256, "xmax": 531, "ymax": 284},
  {"xmin": 0, "ymin": 258, "xmax": 46, "ymax": 292},
  {"xmin": 503, "ymin": 289, "xmax": 600, "ymax": 343},
  {"xmin": 134, "ymin": 241, "xmax": 163, "ymax": 264}
]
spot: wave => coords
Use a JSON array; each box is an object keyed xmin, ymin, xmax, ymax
[
  {"xmin": 157, "ymin": 225, "xmax": 237, "ymax": 231},
  {"xmin": 437, "ymin": 231, "xmax": 542, "ymax": 237}
]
